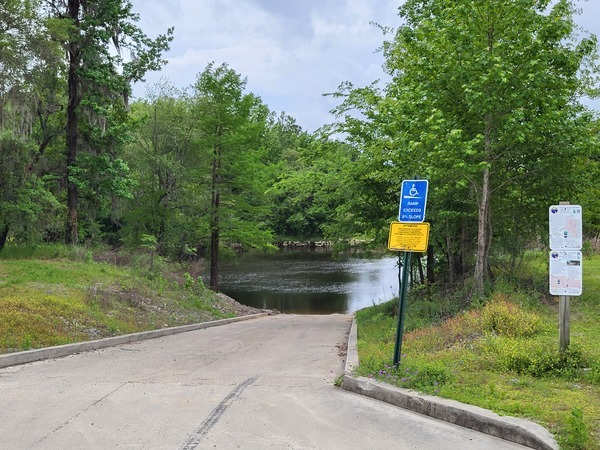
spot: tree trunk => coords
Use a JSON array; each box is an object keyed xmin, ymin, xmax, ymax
[
  {"xmin": 426, "ymin": 244, "xmax": 435, "ymax": 284},
  {"xmin": 209, "ymin": 222, "xmax": 219, "ymax": 291},
  {"xmin": 474, "ymin": 167, "xmax": 490, "ymax": 297},
  {"xmin": 0, "ymin": 224, "xmax": 9, "ymax": 252},
  {"xmin": 446, "ymin": 220, "xmax": 454, "ymax": 285},
  {"xmin": 0, "ymin": 96, "xmax": 4, "ymax": 132},
  {"xmin": 65, "ymin": 0, "xmax": 81, "ymax": 245},
  {"xmin": 474, "ymin": 116, "xmax": 493, "ymax": 297},
  {"xmin": 209, "ymin": 144, "xmax": 222, "ymax": 291},
  {"xmin": 416, "ymin": 254, "xmax": 425, "ymax": 285},
  {"xmin": 460, "ymin": 219, "xmax": 468, "ymax": 278}
]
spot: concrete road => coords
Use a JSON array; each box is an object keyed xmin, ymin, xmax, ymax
[{"xmin": 0, "ymin": 314, "xmax": 529, "ymax": 449}]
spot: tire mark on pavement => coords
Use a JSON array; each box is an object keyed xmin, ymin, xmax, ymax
[{"xmin": 180, "ymin": 376, "xmax": 258, "ymax": 450}]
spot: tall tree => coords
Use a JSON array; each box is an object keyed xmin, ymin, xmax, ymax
[
  {"xmin": 47, "ymin": 0, "xmax": 173, "ymax": 244},
  {"xmin": 0, "ymin": 0, "xmax": 65, "ymax": 249},
  {"xmin": 333, "ymin": 0, "xmax": 598, "ymax": 296},
  {"xmin": 192, "ymin": 63, "xmax": 272, "ymax": 291}
]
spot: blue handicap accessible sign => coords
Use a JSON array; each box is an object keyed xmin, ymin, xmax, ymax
[{"xmin": 398, "ymin": 180, "xmax": 428, "ymax": 223}]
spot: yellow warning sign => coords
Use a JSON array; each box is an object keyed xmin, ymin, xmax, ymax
[{"xmin": 388, "ymin": 222, "xmax": 430, "ymax": 252}]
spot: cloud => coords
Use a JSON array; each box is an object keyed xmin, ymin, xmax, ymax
[{"xmin": 131, "ymin": 0, "xmax": 599, "ymax": 133}]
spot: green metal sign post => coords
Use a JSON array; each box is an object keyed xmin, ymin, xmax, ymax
[
  {"xmin": 393, "ymin": 251, "xmax": 412, "ymax": 366},
  {"xmin": 389, "ymin": 179, "xmax": 429, "ymax": 367}
]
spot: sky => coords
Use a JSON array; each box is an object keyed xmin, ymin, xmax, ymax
[{"xmin": 130, "ymin": 0, "xmax": 600, "ymax": 134}]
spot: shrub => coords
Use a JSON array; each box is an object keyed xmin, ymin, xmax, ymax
[
  {"xmin": 406, "ymin": 296, "xmax": 542, "ymax": 351},
  {"xmin": 478, "ymin": 337, "xmax": 588, "ymax": 378},
  {"xmin": 479, "ymin": 295, "xmax": 542, "ymax": 337}
]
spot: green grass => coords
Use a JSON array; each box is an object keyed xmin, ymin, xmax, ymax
[
  {"xmin": 0, "ymin": 244, "xmax": 234, "ymax": 354},
  {"xmin": 355, "ymin": 251, "xmax": 600, "ymax": 449}
]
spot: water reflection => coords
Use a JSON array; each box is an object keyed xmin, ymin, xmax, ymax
[{"xmin": 218, "ymin": 249, "xmax": 399, "ymax": 314}]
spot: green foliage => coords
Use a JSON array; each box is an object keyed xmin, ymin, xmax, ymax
[
  {"xmin": 122, "ymin": 68, "xmax": 278, "ymax": 281},
  {"xmin": 183, "ymin": 272, "xmax": 195, "ymax": 290},
  {"xmin": 186, "ymin": 62, "xmax": 275, "ymax": 288},
  {"xmin": 356, "ymin": 253, "xmax": 600, "ymax": 447},
  {"xmin": 565, "ymin": 407, "xmax": 591, "ymax": 450},
  {"xmin": 71, "ymin": 154, "xmax": 134, "ymax": 201},
  {"xmin": 478, "ymin": 338, "xmax": 587, "ymax": 378},
  {"xmin": 367, "ymin": 360, "xmax": 452, "ymax": 394},
  {"xmin": 269, "ymin": 136, "xmax": 358, "ymax": 240},
  {"xmin": 0, "ymin": 244, "xmax": 68, "ymax": 260},
  {"xmin": 121, "ymin": 83, "xmax": 199, "ymax": 254},
  {"xmin": 0, "ymin": 133, "xmax": 62, "ymax": 249},
  {"xmin": 397, "ymin": 361, "xmax": 451, "ymax": 393},
  {"xmin": 330, "ymin": 0, "xmax": 600, "ymax": 291},
  {"xmin": 139, "ymin": 234, "xmax": 158, "ymax": 251},
  {"xmin": 56, "ymin": 0, "xmax": 173, "ymax": 244}
]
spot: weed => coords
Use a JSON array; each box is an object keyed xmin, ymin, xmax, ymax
[
  {"xmin": 184, "ymin": 272, "xmax": 195, "ymax": 290},
  {"xmin": 334, "ymin": 374, "xmax": 345, "ymax": 387},
  {"xmin": 22, "ymin": 335, "xmax": 32, "ymax": 351},
  {"xmin": 366, "ymin": 360, "xmax": 451, "ymax": 394},
  {"xmin": 563, "ymin": 407, "xmax": 590, "ymax": 450},
  {"xmin": 398, "ymin": 361, "xmax": 451, "ymax": 393}
]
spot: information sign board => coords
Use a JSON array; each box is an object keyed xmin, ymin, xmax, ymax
[
  {"xmin": 388, "ymin": 222, "xmax": 430, "ymax": 252},
  {"xmin": 549, "ymin": 205, "xmax": 582, "ymax": 250},
  {"xmin": 398, "ymin": 180, "xmax": 428, "ymax": 223},
  {"xmin": 549, "ymin": 251, "xmax": 583, "ymax": 296}
]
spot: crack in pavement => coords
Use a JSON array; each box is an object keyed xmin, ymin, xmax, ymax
[{"xmin": 180, "ymin": 376, "xmax": 258, "ymax": 450}]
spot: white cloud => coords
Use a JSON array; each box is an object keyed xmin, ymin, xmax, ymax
[{"xmin": 131, "ymin": 0, "xmax": 600, "ymax": 133}]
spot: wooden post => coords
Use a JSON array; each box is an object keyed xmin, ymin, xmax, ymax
[
  {"xmin": 558, "ymin": 201, "xmax": 571, "ymax": 353},
  {"xmin": 559, "ymin": 295, "xmax": 570, "ymax": 352}
]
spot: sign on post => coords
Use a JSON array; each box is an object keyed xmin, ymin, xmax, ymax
[
  {"xmin": 388, "ymin": 222, "xmax": 430, "ymax": 252},
  {"xmin": 549, "ymin": 205, "xmax": 582, "ymax": 250},
  {"xmin": 549, "ymin": 203, "xmax": 582, "ymax": 353},
  {"xmin": 390, "ymin": 179, "xmax": 430, "ymax": 366},
  {"xmin": 398, "ymin": 180, "xmax": 428, "ymax": 223},
  {"xmin": 549, "ymin": 251, "xmax": 583, "ymax": 296},
  {"xmin": 548, "ymin": 204, "xmax": 583, "ymax": 297}
]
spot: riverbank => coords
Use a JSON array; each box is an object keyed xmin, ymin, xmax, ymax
[
  {"xmin": 276, "ymin": 240, "xmax": 332, "ymax": 248},
  {"xmin": 0, "ymin": 245, "xmax": 268, "ymax": 354}
]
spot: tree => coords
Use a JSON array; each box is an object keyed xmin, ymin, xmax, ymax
[
  {"xmin": 122, "ymin": 81, "xmax": 202, "ymax": 256},
  {"xmin": 192, "ymin": 63, "xmax": 272, "ymax": 291},
  {"xmin": 47, "ymin": 0, "xmax": 173, "ymax": 244},
  {"xmin": 333, "ymin": 0, "xmax": 598, "ymax": 296},
  {"xmin": 0, "ymin": 132, "xmax": 62, "ymax": 250},
  {"xmin": 0, "ymin": 0, "xmax": 65, "ymax": 249},
  {"xmin": 269, "ymin": 134, "xmax": 360, "ymax": 242}
]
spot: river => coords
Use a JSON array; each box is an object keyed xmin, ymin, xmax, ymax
[{"xmin": 218, "ymin": 249, "xmax": 400, "ymax": 314}]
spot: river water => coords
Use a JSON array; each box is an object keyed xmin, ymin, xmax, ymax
[{"xmin": 218, "ymin": 249, "xmax": 400, "ymax": 314}]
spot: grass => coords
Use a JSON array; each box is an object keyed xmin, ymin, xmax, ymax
[
  {"xmin": 355, "ymin": 251, "xmax": 600, "ymax": 450},
  {"xmin": 0, "ymin": 244, "xmax": 238, "ymax": 354}
]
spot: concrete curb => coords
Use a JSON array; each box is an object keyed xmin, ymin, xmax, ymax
[
  {"xmin": 342, "ymin": 317, "xmax": 558, "ymax": 450},
  {"xmin": 0, "ymin": 313, "xmax": 268, "ymax": 369}
]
